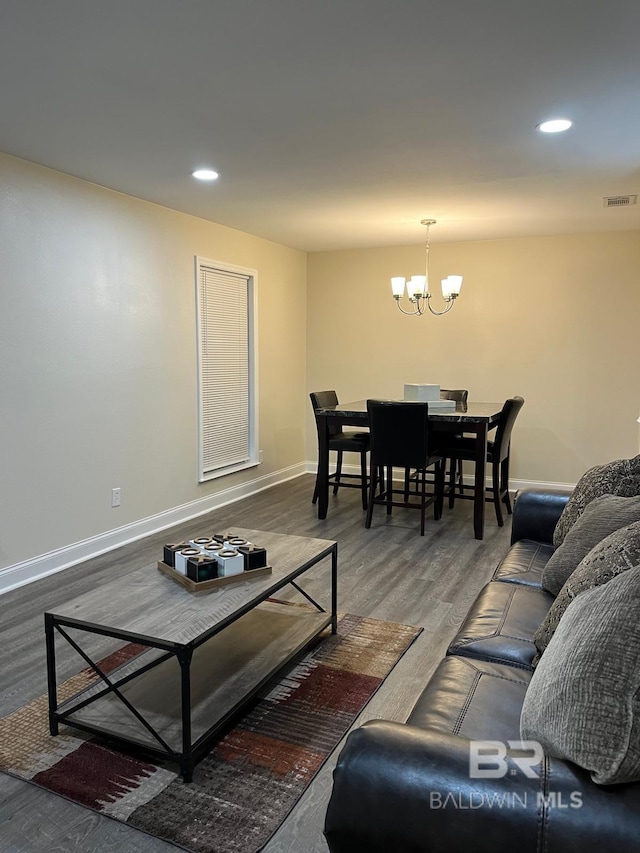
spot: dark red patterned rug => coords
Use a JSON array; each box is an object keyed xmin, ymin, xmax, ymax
[{"xmin": 0, "ymin": 613, "xmax": 421, "ymax": 853}]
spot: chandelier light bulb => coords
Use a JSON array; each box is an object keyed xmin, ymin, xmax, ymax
[{"xmin": 391, "ymin": 276, "xmax": 406, "ymax": 297}]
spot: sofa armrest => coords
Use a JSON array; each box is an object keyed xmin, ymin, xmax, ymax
[
  {"xmin": 510, "ymin": 488, "xmax": 571, "ymax": 546},
  {"xmin": 324, "ymin": 720, "xmax": 640, "ymax": 853},
  {"xmin": 325, "ymin": 720, "xmax": 544, "ymax": 853}
]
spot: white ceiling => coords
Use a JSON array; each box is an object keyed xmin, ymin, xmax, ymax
[{"xmin": 2, "ymin": 0, "xmax": 639, "ymax": 251}]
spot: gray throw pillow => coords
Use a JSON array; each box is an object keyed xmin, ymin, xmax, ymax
[
  {"xmin": 521, "ymin": 567, "xmax": 640, "ymax": 785},
  {"xmin": 542, "ymin": 494, "xmax": 640, "ymax": 595},
  {"xmin": 534, "ymin": 519, "xmax": 640, "ymax": 662},
  {"xmin": 553, "ymin": 455, "xmax": 640, "ymax": 548}
]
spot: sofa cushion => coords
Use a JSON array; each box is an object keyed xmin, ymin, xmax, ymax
[
  {"xmin": 553, "ymin": 455, "xmax": 640, "ymax": 547},
  {"xmin": 408, "ymin": 655, "xmax": 531, "ymax": 740},
  {"xmin": 492, "ymin": 539, "xmax": 552, "ymax": 587},
  {"xmin": 446, "ymin": 581, "xmax": 554, "ymax": 670},
  {"xmin": 543, "ymin": 494, "xmax": 640, "ymax": 595},
  {"xmin": 521, "ymin": 567, "xmax": 640, "ymax": 785},
  {"xmin": 534, "ymin": 520, "xmax": 640, "ymax": 661}
]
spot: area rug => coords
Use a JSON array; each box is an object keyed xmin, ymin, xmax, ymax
[{"xmin": 0, "ymin": 613, "xmax": 421, "ymax": 853}]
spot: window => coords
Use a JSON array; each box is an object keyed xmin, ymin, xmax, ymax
[{"xmin": 195, "ymin": 257, "xmax": 258, "ymax": 482}]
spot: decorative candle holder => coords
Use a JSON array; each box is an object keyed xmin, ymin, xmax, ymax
[
  {"xmin": 202, "ymin": 542, "xmax": 223, "ymax": 558},
  {"xmin": 174, "ymin": 547, "xmax": 202, "ymax": 576},
  {"xmin": 211, "ymin": 531, "xmax": 236, "ymax": 544},
  {"xmin": 216, "ymin": 548, "xmax": 244, "ymax": 577},
  {"xmin": 190, "ymin": 537, "xmax": 214, "ymax": 550},
  {"xmin": 186, "ymin": 555, "xmax": 219, "ymax": 582},
  {"xmin": 163, "ymin": 542, "xmax": 191, "ymax": 568},
  {"xmin": 238, "ymin": 544, "xmax": 267, "ymax": 571}
]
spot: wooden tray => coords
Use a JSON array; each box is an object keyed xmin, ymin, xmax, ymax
[{"xmin": 157, "ymin": 561, "xmax": 272, "ymax": 595}]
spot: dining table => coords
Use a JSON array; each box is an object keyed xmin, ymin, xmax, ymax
[{"xmin": 314, "ymin": 399, "xmax": 505, "ymax": 540}]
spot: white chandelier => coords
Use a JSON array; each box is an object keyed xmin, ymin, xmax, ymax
[{"xmin": 391, "ymin": 219, "xmax": 463, "ymax": 316}]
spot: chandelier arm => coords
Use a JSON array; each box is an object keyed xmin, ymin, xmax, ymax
[
  {"xmin": 395, "ymin": 298, "xmax": 425, "ymax": 316},
  {"xmin": 426, "ymin": 296, "xmax": 455, "ymax": 316}
]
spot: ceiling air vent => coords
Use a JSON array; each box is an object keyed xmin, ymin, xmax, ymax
[{"xmin": 603, "ymin": 195, "xmax": 637, "ymax": 208}]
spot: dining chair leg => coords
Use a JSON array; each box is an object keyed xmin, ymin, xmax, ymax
[
  {"xmin": 500, "ymin": 456, "xmax": 513, "ymax": 513},
  {"xmin": 448, "ymin": 457, "xmax": 457, "ymax": 509},
  {"xmin": 434, "ymin": 460, "xmax": 445, "ymax": 520},
  {"xmin": 492, "ymin": 459, "xmax": 504, "ymax": 526},
  {"xmin": 333, "ymin": 451, "xmax": 343, "ymax": 495},
  {"xmin": 386, "ymin": 465, "xmax": 393, "ymax": 515},
  {"xmin": 420, "ymin": 468, "xmax": 427, "ymax": 536},
  {"xmin": 364, "ymin": 464, "xmax": 378, "ymax": 529},
  {"xmin": 312, "ymin": 475, "xmax": 319, "ymax": 504},
  {"xmin": 360, "ymin": 450, "xmax": 369, "ymax": 510}
]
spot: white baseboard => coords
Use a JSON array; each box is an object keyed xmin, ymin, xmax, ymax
[
  {"xmin": 0, "ymin": 463, "xmax": 306, "ymax": 596},
  {"xmin": 509, "ymin": 477, "xmax": 575, "ymax": 492}
]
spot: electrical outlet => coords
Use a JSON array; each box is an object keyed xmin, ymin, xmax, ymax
[
  {"xmin": 259, "ymin": 450, "xmax": 264, "ymax": 463},
  {"xmin": 111, "ymin": 487, "xmax": 121, "ymax": 507}
]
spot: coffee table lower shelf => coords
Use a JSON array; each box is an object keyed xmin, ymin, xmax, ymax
[{"xmin": 55, "ymin": 601, "xmax": 330, "ymax": 779}]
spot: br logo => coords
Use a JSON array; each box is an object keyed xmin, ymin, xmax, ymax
[{"xmin": 469, "ymin": 740, "xmax": 544, "ymax": 779}]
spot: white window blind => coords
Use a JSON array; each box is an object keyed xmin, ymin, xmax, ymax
[{"xmin": 196, "ymin": 259, "xmax": 258, "ymax": 481}]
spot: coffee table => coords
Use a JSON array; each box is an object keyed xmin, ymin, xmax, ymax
[{"xmin": 45, "ymin": 528, "xmax": 337, "ymax": 781}]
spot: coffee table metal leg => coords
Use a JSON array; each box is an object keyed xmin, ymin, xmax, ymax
[
  {"xmin": 45, "ymin": 613, "xmax": 59, "ymax": 735},
  {"xmin": 178, "ymin": 647, "xmax": 194, "ymax": 782},
  {"xmin": 331, "ymin": 545, "xmax": 338, "ymax": 634}
]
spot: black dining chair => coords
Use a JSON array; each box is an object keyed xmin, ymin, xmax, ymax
[
  {"xmin": 446, "ymin": 396, "xmax": 525, "ymax": 525},
  {"xmin": 439, "ymin": 389, "xmax": 469, "ymax": 494},
  {"xmin": 365, "ymin": 400, "xmax": 445, "ymax": 536},
  {"xmin": 404, "ymin": 388, "xmax": 468, "ymax": 499},
  {"xmin": 310, "ymin": 390, "xmax": 371, "ymax": 510}
]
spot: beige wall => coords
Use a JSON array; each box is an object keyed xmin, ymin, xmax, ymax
[
  {"xmin": 0, "ymin": 153, "xmax": 307, "ymax": 570},
  {"xmin": 307, "ymin": 232, "xmax": 640, "ymax": 485}
]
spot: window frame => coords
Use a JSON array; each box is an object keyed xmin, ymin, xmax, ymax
[{"xmin": 195, "ymin": 256, "xmax": 259, "ymax": 483}]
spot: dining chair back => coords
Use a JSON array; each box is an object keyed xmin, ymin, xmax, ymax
[
  {"xmin": 310, "ymin": 391, "xmax": 371, "ymax": 510},
  {"xmin": 492, "ymin": 395, "xmax": 524, "ymax": 465},
  {"xmin": 439, "ymin": 389, "xmax": 468, "ymax": 490},
  {"xmin": 407, "ymin": 388, "xmax": 469, "ymax": 498},
  {"xmin": 311, "ymin": 390, "xmax": 342, "ymax": 436},
  {"xmin": 440, "ymin": 389, "xmax": 469, "ymax": 405},
  {"xmin": 365, "ymin": 400, "xmax": 444, "ymax": 536},
  {"xmin": 446, "ymin": 396, "xmax": 525, "ymax": 526}
]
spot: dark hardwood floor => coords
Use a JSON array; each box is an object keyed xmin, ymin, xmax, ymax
[{"xmin": 0, "ymin": 474, "xmax": 512, "ymax": 852}]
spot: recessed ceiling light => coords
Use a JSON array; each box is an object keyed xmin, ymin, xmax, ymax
[
  {"xmin": 192, "ymin": 169, "xmax": 219, "ymax": 181},
  {"xmin": 537, "ymin": 119, "xmax": 572, "ymax": 133}
]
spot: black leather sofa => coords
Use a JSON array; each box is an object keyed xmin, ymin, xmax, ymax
[{"xmin": 324, "ymin": 488, "xmax": 640, "ymax": 853}]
